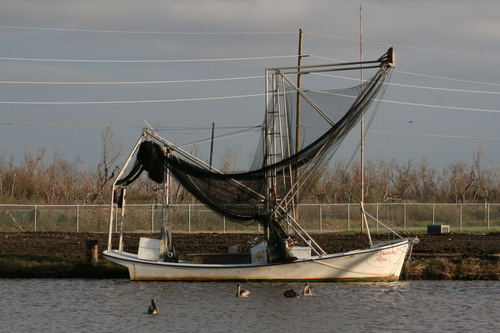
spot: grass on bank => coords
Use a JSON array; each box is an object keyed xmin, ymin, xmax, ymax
[
  {"xmin": 403, "ymin": 257, "xmax": 500, "ymax": 280},
  {"xmin": 1, "ymin": 254, "xmax": 499, "ymax": 280},
  {"xmin": 0, "ymin": 255, "xmax": 128, "ymax": 278}
]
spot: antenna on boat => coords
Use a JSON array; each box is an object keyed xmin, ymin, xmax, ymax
[{"xmin": 144, "ymin": 120, "xmax": 156, "ymax": 133}]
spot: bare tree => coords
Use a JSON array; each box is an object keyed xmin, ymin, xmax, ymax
[
  {"xmin": 389, "ymin": 159, "xmax": 416, "ymax": 201},
  {"xmin": 87, "ymin": 126, "xmax": 122, "ymax": 203},
  {"xmin": 471, "ymin": 149, "xmax": 499, "ymax": 202},
  {"xmin": 441, "ymin": 160, "xmax": 474, "ymax": 203},
  {"xmin": 414, "ymin": 158, "xmax": 438, "ymax": 202},
  {"xmin": 218, "ymin": 145, "xmax": 241, "ymax": 172},
  {"xmin": 38, "ymin": 150, "xmax": 84, "ymax": 204}
]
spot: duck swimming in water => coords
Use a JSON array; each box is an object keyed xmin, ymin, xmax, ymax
[
  {"xmin": 236, "ymin": 283, "xmax": 250, "ymax": 297},
  {"xmin": 302, "ymin": 283, "xmax": 312, "ymax": 297},
  {"xmin": 147, "ymin": 298, "xmax": 159, "ymax": 315},
  {"xmin": 284, "ymin": 289, "xmax": 301, "ymax": 298}
]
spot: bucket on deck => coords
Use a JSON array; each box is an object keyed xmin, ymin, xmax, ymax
[{"xmin": 228, "ymin": 245, "xmax": 239, "ymax": 254}]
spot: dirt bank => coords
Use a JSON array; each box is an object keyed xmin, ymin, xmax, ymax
[{"xmin": 1, "ymin": 231, "xmax": 499, "ymax": 261}]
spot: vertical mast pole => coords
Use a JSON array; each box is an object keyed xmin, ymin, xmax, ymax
[
  {"xmin": 160, "ymin": 146, "xmax": 176, "ymax": 261},
  {"xmin": 360, "ymin": 5, "xmax": 365, "ymax": 233},
  {"xmin": 295, "ymin": 28, "xmax": 304, "ymax": 220},
  {"xmin": 264, "ymin": 68, "xmax": 271, "ymax": 243},
  {"xmin": 209, "ymin": 122, "xmax": 215, "ymax": 169},
  {"xmin": 159, "ymin": 147, "xmax": 169, "ymax": 260}
]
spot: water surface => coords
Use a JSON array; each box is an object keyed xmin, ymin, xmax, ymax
[{"xmin": 1, "ymin": 279, "xmax": 498, "ymax": 332}]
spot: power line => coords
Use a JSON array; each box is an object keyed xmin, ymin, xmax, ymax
[
  {"xmin": 2, "ymin": 25, "xmax": 498, "ymax": 60},
  {"xmin": 382, "ymin": 99, "xmax": 500, "ymax": 114},
  {"xmin": 368, "ymin": 130, "xmax": 500, "ymax": 141},
  {"xmin": 0, "ymin": 93, "xmax": 264, "ymax": 105},
  {"xmin": 395, "ymin": 70, "xmax": 500, "ymax": 87},
  {"xmin": 306, "ymin": 32, "xmax": 500, "ymax": 60},
  {"xmin": 388, "ymin": 82, "xmax": 500, "ymax": 95},
  {"xmin": 0, "ymin": 55, "xmax": 297, "ymax": 63},
  {"xmin": 315, "ymin": 71, "xmax": 500, "ymax": 94},
  {"xmin": 0, "ymin": 76, "xmax": 263, "ymax": 85},
  {"xmin": 1, "ymin": 122, "xmax": 498, "ymax": 143},
  {"xmin": 0, "ymin": 122, "xmax": 261, "ymax": 129},
  {"xmin": 0, "ymin": 88, "xmax": 497, "ymax": 113},
  {"xmin": 0, "ymin": 26, "xmax": 296, "ymax": 35}
]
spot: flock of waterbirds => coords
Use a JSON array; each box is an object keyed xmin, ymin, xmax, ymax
[
  {"xmin": 236, "ymin": 282, "xmax": 312, "ymax": 298},
  {"xmin": 146, "ymin": 283, "xmax": 313, "ymax": 314},
  {"xmin": 235, "ymin": 283, "xmax": 312, "ymax": 298}
]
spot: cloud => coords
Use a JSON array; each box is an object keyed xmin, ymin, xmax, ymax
[{"xmin": 1, "ymin": 0, "xmax": 499, "ymax": 168}]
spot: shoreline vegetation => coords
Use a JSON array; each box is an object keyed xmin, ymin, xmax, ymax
[
  {"xmin": 1, "ymin": 255, "xmax": 499, "ymax": 280},
  {"xmin": 0, "ymin": 231, "xmax": 499, "ymax": 280}
]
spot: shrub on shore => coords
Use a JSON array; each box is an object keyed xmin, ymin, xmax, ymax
[{"xmin": 403, "ymin": 257, "xmax": 499, "ymax": 280}]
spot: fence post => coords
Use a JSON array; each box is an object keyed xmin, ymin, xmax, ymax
[
  {"xmin": 151, "ymin": 204, "xmax": 154, "ymax": 233},
  {"xmin": 460, "ymin": 204, "xmax": 463, "ymax": 230},
  {"xmin": 404, "ymin": 203, "xmax": 407, "ymax": 230},
  {"xmin": 432, "ymin": 203, "xmax": 435, "ymax": 225},
  {"xmin": 188, "ymin": 204, "xmax": 191, "ymax": 234},
  {"xmin": 319, "ymin": 204, "xmax": 323, "ymax": 233},
  {"xmin": 487, "ymin": 202, "xmax": 490, "ymax": 229},
  {"xmin": 347, "ymin": 203, "xmax": 350, "ymax": 231},
  {"xmin": 76, "ymin": 205, "xmax": 80, "ymax": 233},
  {"xmin": 34, "ymin": 204, "xmax": 37, "ymax": 232}
]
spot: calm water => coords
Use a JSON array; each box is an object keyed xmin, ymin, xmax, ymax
[{"xmin": 1, "ymin": 279, "xmax": 499, "ymax": 332}]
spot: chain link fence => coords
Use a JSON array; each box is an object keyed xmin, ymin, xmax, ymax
[{"xmin": 1, "ymin": 203, "xmax": 500, "ymax": 233}]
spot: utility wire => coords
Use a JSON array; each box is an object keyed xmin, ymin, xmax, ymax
[
  {"xmin": 2, "ymin": 94, "xmax": 497, "ymax": 113},
  {"xmin": 306, "ymin": 32, "xmax": 500, "ymax": 60},
  {"xmin": 395, "ymin": 70, "xmax": 500, "ymax": 87},
  {"xmin": 315, "ymin": 72, "xmax": 500, "ymax": 94},
  {"xmin": 0, "ymin": 26, "xmax": 296, "ymax": 35},
  {"xmin": 0, "ymin": 55, "xmax": 297, "ymax": 63},
  {"xmin": 0, "ymin": 122, "xmax": 498, "ymax": 143},
  {"xmin": 0, "ymin": 76, "xmax": 263, "ymax": 85},
  {"xmin": 0, "ymin": 122, "xmax": 260, "ymax": 129},
  {"xmin": 0, "ymin": 93, "xmax": 264, "ymax": 104}
]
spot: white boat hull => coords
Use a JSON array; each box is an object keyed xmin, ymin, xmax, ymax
[{"xmin": 103, "ymin": 239, "xmax": 411, "ymax": 282}]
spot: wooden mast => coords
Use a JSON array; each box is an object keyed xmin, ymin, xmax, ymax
[
  {"xmin": 360, "ymin": 5, "xmax": 365, "ymax": 234},
  {"xmin": 295, "ymin": 28, "xmax": 304, "ymax": 221}
]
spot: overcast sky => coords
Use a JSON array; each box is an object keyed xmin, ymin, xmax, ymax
[{"xmin": 1, "ymin": 0, "xmax": 499, "ymax": 171}]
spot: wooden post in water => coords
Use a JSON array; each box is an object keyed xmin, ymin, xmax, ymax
[{"xmin": 86, "ymin": 239, "xmax": 99, "ymax": 263}]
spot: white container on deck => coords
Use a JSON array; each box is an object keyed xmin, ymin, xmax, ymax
[
  {"xmin": 287, "ymin": 246, "xmax": 311, "ymax": 259},
  {"xmin": 250, "ymin": 241, "xmax": 268, "ymax": 264},
  {"xmin": 137, "ymin": 237, "xmax": 161, "ymax": 261}
]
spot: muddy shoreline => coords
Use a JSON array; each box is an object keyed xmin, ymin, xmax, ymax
[{"xmin": 1, "ymin": 231, "xmax": 499, "ymax": 279}]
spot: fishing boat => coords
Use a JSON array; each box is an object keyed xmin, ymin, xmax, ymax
[{"xmin": 103, "ymin": 47, "xmax": 418, "ymax": 281}]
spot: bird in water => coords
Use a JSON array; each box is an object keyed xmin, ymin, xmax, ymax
[
  {"xmin": 147, "ymin": 298, "xmax": 159, "ymax": 315},
  {"xmin": 284, "ymin": 289, "xmax": 301, "ymax": 298},
  {"xmin": 236, "ymin": 283, "xmax": 250, "ymax": 297},
  {"xmin": 302, "ymin": 283, "xmax": 312, "ymax": 297}
]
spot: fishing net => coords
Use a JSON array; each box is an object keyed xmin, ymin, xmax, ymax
[
  {"xmin": 115, "ymin": 49, "xmax": 395, "ymax": 262},
  {"xmin": 117, "ymin": 61, "xmax": 393, "ymax": 226}
]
